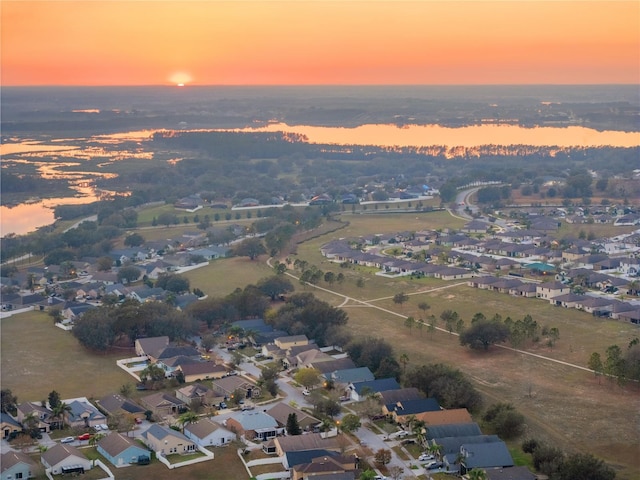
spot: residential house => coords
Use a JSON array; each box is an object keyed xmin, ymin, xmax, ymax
[
  {"xmin": 273, "ymin": 432, "xmax": 340, "ymax": 456},
  {"xmin": 135, "ymin": 336, "xmax": 169, "ymax": 357},
  {"xmin": 65, "ymin": 399, "xmax": 106, "ymax": 429},
  {"xmin": 147, "ymin": 344, "xmax": 201, "ymax": 366},
  {"xmin": 267, "ymin": 402, "xmax": 321, "ymax": 432},
  {"xmin": 378, "ymin": 388, "xmax": 423, "ymax": 406},
  {"xmin": 41, "ymin": 444, "xmax": 92, "ymax": 476},
  {"xmin": 386, "ymin": 398, "xmax": 441, "ymax": 424},
  {"xmin": 178, "ymin": 362, "xmax": 227, "ymax": 383},
  {"xmin": 1, "ymin": 450, "xmax": 39, "ymax": 480},
  {"xmin": 0, "ymin": 413, "xmax": 22, "ymax": 439},
  {"xmin": 141, "ymin": 424, "xmax": 197, "ymax": 456},
  {"xmin": 458, "ymin": 441, "xmax": 514, "ymax": 475},
  {"xmin": 62, "ymin": 302, "xmax": 96, "ymax": 322},
  {"xmin": 97, "ymin": 432, "xmax": 150, "ymax": 467},
  {"xmin": 15, "ymin": 402, "xmax": 58, "ymax": 433},
  {"xmin": 127, "ymin": 286, "xmax": 166, "ymax": 303},
  {"xmin": 428, "ymin": 434, "xmax": 501, "ymax": 459},
  {"xmin": 326, "ymin": 367, "xmax": 375, "ymax": 388},
  {"xmin": 290, "ymin": 453, "xmax": 359, "ymax": 480},
  {"xmin": 212, "ymin": 376, "xmax": 260, "ymax": 400},
  {"xmin": 184, "ymin": 418, "xmax": 236, "ymax": 447},
  {"xmin": 275, "ymin": 335, "xmax": 309, "ymax": 351},
  {"xmin": 95, "ymin": 394, "xmax": 145, "ymax": 422},
  {"xmin": 536, "ymin": 281, "xmax": 568, "ymax": 300},
  {"xmin": 425, "ymin": 423, "xmax": 482, "ymax": 440},
  {"xmin": 415, "ymin": 408, "xmax": 473, "ymax": 426},
  {"xmin": 175, "ymin": 383, "xmax": 217, "ymax": 408},
  {"xmin": 90, "ymin": 271, "xmax": 119, "ymax": 285},
  {"xmin": 140, "ymin": 393, "xmax": 186, "ymax": 418},
  {"xmin": 309, "ymin": 357, "xmax": 357, "ymax": 376},
  {"xmin": 225, "ymin": 411, "xmax": 280, "ymax": 441},
  {"xmin": 347, "ymin": 378, "xmax": 400, "ymax": 402},
  {"xmin": 550, "ymin": 293, "xmax": 585, "ymax": 308}
]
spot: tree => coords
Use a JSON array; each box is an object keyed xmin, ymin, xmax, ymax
[
  {"xmin": 1, "ymin": 389, "xmax": 18, "ymax": 415},
  {"xmin": 117, "ymin": 265, "xmax": 142, "ymax": 284},
  {"xmin": 440, "ymin": 310, "xmax": 459, "ymax": 333},
  {"xmin": 324, "ymin": 271, "xmax": 335, "ymax": 285},
  {"xmin": 404, "ymin": 316, "xmax": 415, "ymax": 333},
  {"xmin": 96, "ymin": 256, "xmax": 113, "ymax": 271},
  {"xmin": 467, "ymin": 468, "xmax": 488, "ymax": 480},
  {"xmin": 140, "ymin": 363, "xmax": 166, "ymax": 384},
  {"xmin": 387, "ymin": 465, "xmax": 404, "ymax": 480},
  {"xmin": 392, "ymin": 292, "xmax": 409, "ymax": 309},
  {"xmin": 460, "ymin": 320, "xmax": 510, "ymax": 351},
  {"xmin": 294, "ymin": 368, "xmax": 322, "ymax": 390},
  {"xmin": 374, "ymin": 448, "xmax": 392, "ymax": 466},
  {"xmin": 340, "ymin": 413, "xmax": 361, "ymax": 433},
  {"xmin": 399, "ymin": 353, "xmax": 409, "ymax": 374},
  {"xmin": 124, "ymin": 233, "xmax": 145, "ymax": 247},
  {"xmin": 286, "ymin": 413, "xmax": 302, "ymax": 435},
  {"xmin": 156, "ymin": 273, "xmax": 190, "ymax": 294},
  {"xmin": 177, "ymin": 411, "xmax": 199, "ymax": 432},
  {"xmin": 418, "ymin": 301, "xmax": 430, "ymax": 317},
  {"xmin": 555, "ymin": 452, "xmax": 616, "ymax": 480},
  {"xmin": 48, "ymin": 391, "xmax": 61, "ymax": 410},
  {"xmin": 51, "ymin": 402, "xmax": 72, "ymax": 430},
  {"xmin": 482, "ymin": 403, "xmax": 525, "ymax": 439},
  {"xmin": 233, "ymin": 237, "xmax": 266, "ymax": 260},
  {"xmin": 257, "ymin": 275, "xmax": 294, "ymax": 301}
]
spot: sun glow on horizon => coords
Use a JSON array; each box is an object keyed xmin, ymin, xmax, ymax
[{"xmin": 169, "ymin": 72, "xmax": 192, "ymax": 86}]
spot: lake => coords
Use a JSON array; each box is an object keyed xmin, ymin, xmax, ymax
[{"xmin": 1, "ymin": 122, "xmax": 638, "ymax": 236}]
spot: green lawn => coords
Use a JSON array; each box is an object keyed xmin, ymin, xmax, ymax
[{"xmin": 0, "ymin": 311, "xmax": 132, "ymax": 401}]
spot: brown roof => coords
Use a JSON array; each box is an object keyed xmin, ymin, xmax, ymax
[
  {"xmin": 267, "ymin": 402, "xmax": 320, "ymax": 429},
  {"xmin": 136, "ymin": 336, "xmax": 169, "ymax": 355},
  {"xmin": 1, "ymin": 451, "xmax": 36, "ymax": 473},
  {"xmin": 415, "ymin": 408, "xmax": 472, "ymax": 425},
  {"xmin": 98, "ymin": 432, "xmax": 146, "ymax": 456},
  {"xmin": 179, "ymin": 362, "xmax": 227, "ymax": 377},
  {"xmin": 41, "ymin": 444, "xmax": 87, "ymax": 467},
  {"xmin": 184, "ymin": 418, "xmax": 224, "ymax": 438},
  {"xmin": 275, "ymin": 432, "xmax": 340, "ymax": 453}
]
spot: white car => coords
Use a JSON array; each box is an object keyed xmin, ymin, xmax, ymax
[
  {"xmin": 61, "ymin": 436, "xmax": 74, "ymax": 444},
  {"xmin": 302, "ymin": 388, "xmax": 310, "ymax": 396},
  {"xmin": 419, "ymin": 453, "xmax": 435, "ymax": 462}
]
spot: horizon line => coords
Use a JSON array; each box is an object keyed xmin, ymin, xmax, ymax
[{"xmin": 2, "ymin": 83, "xmax": 639, "ymax": 88}]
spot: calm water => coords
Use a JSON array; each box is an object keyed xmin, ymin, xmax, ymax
[{"xmin": 2, "ymin": 123, "xmax": 639, "ymax": 236}]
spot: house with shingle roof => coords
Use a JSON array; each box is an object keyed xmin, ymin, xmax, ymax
[
  {"xmin": 97, "ymin": 432, "xmax": 150, "ymax": 467},
  {"xmin": 175, "ymin": 383, "xmax": 217, "ymax": 407},
  {"xmin": 1, "ymin": 450, "xmax": 39, "ymax": 480},
  {"xmin": 387, "ymin": 398, "xmax": 441, "ymax": 424},
  {"xmin": 347, "ymin": 378, "xmax": 400, "ymax": 402},
  {"xmin": 425, "ymin": 422, "xmax": 482, "ymax": 440},
  {"xmin": 178, "ymin": 362, "xmax": 227, "ymax": 383},
  {"xmin": 96, "ymin": 394, "xmax": 145, "ymax": 420},
  {"xmin": 326, "ymin": 367, "xmax": 375, "ymax": 387},
  {"xmin": 274, "ymin": 432, "xmax": 341, "ymax": 456},
  {"xmin": 141, "ymin": 424, "xmax": 197, "ymax": 456},
  {"xmin": 16, "ymin": 402, "xmax": 58, "ymax": 433},
  {"xmin": 65, "ymin": 399, "xmax": 106, "ymax": 429},
  {"xmin": 184, "ymin": 417, "xmax": 235, "ymax": 447},
  {"xmin": 41, "ymin": 444, "xmax": 92, "ymax": 475},
  {"xmin": 416, "ymin": 408, "xmax": 473, "ymax": 426},
  {"xmin": 140, "ymin": 392, "xmax": 186, "ymax": 418},
  {"xmin": 267, "ymin": 402, "xmax": 321, "ymax": 432},
  {"xmin": 135, "ymin": 336, "xmax": 169, "ymax": 356},
  {"xmin": 0, "ymin": 413, "xmax": 22, "ymax": 440},
  {"xmin": 225, "ymin": 411, "xmax": 280, "ymax": 441},
  {"xmin": 458, "ymin": 441, "xmax": 514, "ymax": 475},
  {"xmin": 212, "ymin": 375, "xmax": 261, "ymax": 399},
  {"xmin": 290, "ymin": 453, "xmax": 359, "ymax": 480}
]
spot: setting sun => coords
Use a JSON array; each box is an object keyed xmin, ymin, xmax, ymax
[{"xmin": 169, "ymin": 71, "xmax": 192, "ymax": 86}]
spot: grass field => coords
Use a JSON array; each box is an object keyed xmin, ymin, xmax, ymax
[{"xmin": 0, "ymin": 311, "xmax": 133, "ymax": 401}]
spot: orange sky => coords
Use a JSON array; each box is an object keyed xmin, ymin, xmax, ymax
[{"xmin": 2, "ymin": 1, "xmax": 638, "ymax": 86}]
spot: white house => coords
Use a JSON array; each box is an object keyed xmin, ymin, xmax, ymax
[
  {"xmin": 184, "ymin": 418, "xmax": 236, "ymax": 447},
  {"xmin": 41, "ymin": 444, "xmax": 92, "ymax": 476}
]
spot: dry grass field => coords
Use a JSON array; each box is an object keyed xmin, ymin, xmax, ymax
[{"xmin": 0, "ymin": 311, "xmax": 132, "ymax": 401}]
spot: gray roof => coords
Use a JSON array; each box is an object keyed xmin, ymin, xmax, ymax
[
  {"xmin": 184, "ymin": 418, "xmax": 225, "ymax": 438},
  {"xmin": 136, "ymin": 336, "xmax": 169, "ymax": 355},
  {"xmin": 97, "ymin": 394, "xmax": 145, "ymax": 416},
  {"xmin": 329, "ymin": 367, "xmax": 375, "ymax": 384},
  {"xmin": 426, "ymin": 422, "xmax": 482, "ymax": 439},
  {"xmin": 351, "ymin": 378, "xmax": 400, "ymax": 395},
  {"xmin": 431, "ymin": 434, "xmax": 501, "ymax": 454},
  {"xmin": 143, "ymin": 423, "xmax": 191, "ymax": 443},
  {"xmin": 462, "ymin": 441, "xmax": 514, "ymax": 469},
  {"xmin": 231, "ymin": 411, "xmax": 278, "ymax": 431}
]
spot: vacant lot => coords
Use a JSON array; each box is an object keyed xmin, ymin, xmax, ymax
[{"xmin": 1, "ymin": 311, "xmax": 132, "ymax": 401}]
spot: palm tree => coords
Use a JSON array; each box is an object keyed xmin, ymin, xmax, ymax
[
  {"xmin": 52, "ymin": 402, "xmax": 72, "ymax": 430},
  {"xmin": 399, "ymin": 353, "xmax": 409, "ymax": 374},
  {"xmin": 177, "ymin": 411, "xmax": 199, "ymax": 432},
  {"xmin": 467, "ymin": 468, "xmax": 488, "ymax": 480}
]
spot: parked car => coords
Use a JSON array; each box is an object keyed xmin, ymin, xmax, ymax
[
  {"xmin": 426, "ymin": 462, "xmax": 443, "ymax": 470},
  {"xmin": 219, "ymin": 402, "xmax": 227, "ymax": 410},
  {"xmin": 135, "ymin": 417, "xmax": 143, "ymax": 424},
  {"xmin": 77, "ymin": 433, "xmax": 91, "ymax": 441},
  {"xmin": 254, "ymin": 353, "xmax": 264, "ymax": 359},
  {"xmin": 302, "ymin": 388, "xmax": 310, "ymax": 396},
  {"xmin": 418, "ymin": 453, "xmax": 435, "ymax": 462},
  {"xmin": 61, "ymin": 436, "xmax": 75, "ymax": 444}
]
